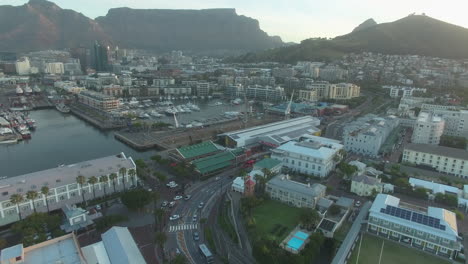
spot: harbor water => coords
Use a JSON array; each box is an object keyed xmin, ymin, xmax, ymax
[{"xmin": 0, "ymin": 100, "xmax": 247, "ymax": 177}]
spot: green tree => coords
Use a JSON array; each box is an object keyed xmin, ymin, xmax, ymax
[
  {"xmin": 100, "ymin": 175, "xmax": 109, "ymax": 198},
  {"xmin": 119, "ymin": 167, "xmax": 127, "ymax": 191},
  {"xmin": 76, "ymin": 175, "xmax": 87, "ymax": 204},
  {"xmin": 128, "ymin": 168, "xmax": 137, "ymax": 187},
  {"xmin": 88, "ymin": 176, "xmax": 98, "ymax": 200},
  {"xmin": 299, "ymin": 208, "xmax": 320, "ymax": 230},
  {"xmin": 40, "ymin": 186, "xmax": 50, "ymax": 213},
  {"xmin": 109, "ymin": 173, "xmax": 118, "ymax": 193},
  {"xmin": 155, "ymin": 208, "xmax": 165, "ymax": 231},
  {"xmin": 26, "ymin": 191, "xmax": 39, "ymax": 213},
  {"xmin": 121, "ymin": 189, "xmax": 152, "ymax": 210},
  {"xmin": 0, "ymin": 239, "xmax": 7, "ymax": 249},
  {"xmin": 10, "ymin": 194, "xmax": 24, "ymax": 220},
  {"xmin": 155, "ymin": 231, "xmax": 167, "ymax": 255},
  {"xmin": 171, "ymin": 254, "xmax": 187, "ymax": 264}
]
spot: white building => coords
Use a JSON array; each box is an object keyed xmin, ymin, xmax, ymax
[
  {"xmin": 368, "ymin": 194, "xmax": 461, "ymax": 259},
  {"xmin": 342, "ymin": 115, "xmax": 399, "ymax": 157},
  {"xmin": 45, "ymin": 62, "xmax": 65, "ymax": 75},
  {"xmin": 153, "ymin": 78, "xmax": 175, "ymax": 88},
  {"xmin": 411, "ymin": 112, "xmax": 445, "ymax": 145},
  {"xmin": 0, "ymin": 153, "xmax": 137, "ymax": 226},
  {"xmin": 271, "ymin": 136, "xmax": 343, "ymax": 178},
  {"xmin": 403, "ymin": 144, "xmax": 468, "ymax": 178},
  {"xmin": 431, "ymin": 109, "xmax": 468, "ymax": 139},
  {"xmin": 15, "ymin": 57, "xmax": 31, "ymax": 76},
  {"xmin": 298, "ymin": 82, "xmax": 360, "ymax": 101},
  {"xmin": 163, "ymin": 87, "xmax": 191, "ymax": 95},
  {"xmin": 384, "ymin": 86, "xmax": 427, "ymax": 98},
  {"xmin": 196, "ymin": 82, "xmax": 210, "ymax": 97}
]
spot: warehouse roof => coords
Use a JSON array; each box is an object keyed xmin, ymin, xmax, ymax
[
  {"xmin": 176, "ymin": 141, "xmax": 219, "ymax": 159},
  {"xmin": 192, "ymin": 151, "xmax": 236, "ymax": 174}
]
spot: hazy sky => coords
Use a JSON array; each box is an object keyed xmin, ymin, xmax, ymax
[{"xmin": 3, "ymin": 0, "xmax": 467, "ymax": 42}]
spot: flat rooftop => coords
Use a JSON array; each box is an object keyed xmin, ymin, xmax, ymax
[
  {"xmin": 267, "ymin": 174, "xmax": 326, "ymax": 197},
  {"xmin": 24, "ymin": 235, "xmax": 83, "ymax": 264},
  {"xmin": 0, "ymin": 153, "xmax": 135, "ymax": 197},
  {"xmin": 405, "ymin": 143, "xmax": 468, "ymax": 160}
]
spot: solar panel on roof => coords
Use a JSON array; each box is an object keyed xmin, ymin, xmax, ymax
[{"xmin": 381, "ymin": 205, "xmax": 447, "ymax": 231}]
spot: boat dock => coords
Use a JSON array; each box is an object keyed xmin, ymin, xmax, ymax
[
  {"xmin": 114, "ymin": 116, "xmax": 279, "ymax": 150},
  {"xmin": 69, "ymin": 104, "xmax": 126, "ymax": 130}
]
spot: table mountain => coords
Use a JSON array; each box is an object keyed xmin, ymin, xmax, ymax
[{"xmin": 0, "ymin": 0, "xmax": 282, "ymax": 53}]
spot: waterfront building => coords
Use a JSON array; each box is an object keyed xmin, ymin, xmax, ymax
[
  {"xmin": 298, "ymin": 82, "xmax": 360, "ymax": 101},
  {"xmin": 219, "ymin": 116, "xmax": 320, "ymax": 148},
  {"xmin": 342, "ymin": 115, "xmax": 399, "ymax": 157},
  {"xmin": 402, "ymin": 144, "xmax": 468, "ymax": 178},
  {"xmin": 196, "ymin": 82, "xmax": 210, "ymax": 97},
  {"xmin": 15, "ymin": 57, "xmax": 31, "ymax": 76},
  {"xmin": 271, "ymin": 136, "xmax": 343, "ymax": 178},
  {"xmin": 163, "ymin": 86, "xmax": 191, "ymax": 96},
  {"xmin": 368, "ymin": 194, "xmax": 461, "ymax": 259},
  {"xmin": 411, "ymin": 112, "xmax": 445, "ymax": 145},
  {"xmin": 45, "ymin": 62, "xmax": 65, "ymax": 75},
  {"xmin": 102, "ymin": 84, "xmax": 123, "ymax": 97},
  {"xmin": 266, "ymin": 174, "xmax": 326, "ymax": 208},
  {"xmin": 225, "ymin": 84, "xmax": 244, "ymax": 99},
  {"xmin": 78, "ymin": 90, "xmax": 120, "ymax": 111},
  {"xmin": 245, "ymin": 85, "xmax": 285, "ymax": 102},
  {"xmin": 152, "ymin": 78, "xmax": 175, "ymax": 88},
  {"xmin": 0, "ymin": 153, "xmax": 137, "ymax": 226}
]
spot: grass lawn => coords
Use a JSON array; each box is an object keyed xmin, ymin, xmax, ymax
[
  {"xmin": 251, "ymin": 199, "xmax": 302, "ymax": 241},
  {"xmin": 334, "ymin": 221, "xmax": 352, "ymax": 242},
  {"xmin": 348, "ymin": 234, "xmax": 451, "ymax": 264}
]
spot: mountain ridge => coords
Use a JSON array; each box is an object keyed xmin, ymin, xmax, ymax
[{"xmin": 0, "ymin": 0, "xmax": 282, "ymax": 53}]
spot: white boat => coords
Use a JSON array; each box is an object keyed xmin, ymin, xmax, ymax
[
  {"xmin": 16, "ymin": 86, "xmax": 23, "ymax": 95},
  {"xmin": 33, "ymin": 85, "xmax": 41, "ymax": 93},
  {"xmin": 213, "ymin": 102, "xmax": 223, "ymax": 106},
  {"xmin": 150, "ymin": 110, "xmax": 163, "ymax": 118},
  {"xmin": 232, "ymin": 98, "xmax": 242, "ymax": 105},
  {"xmin": 56, "ymin": 103, "xmax": 70, "ymax": 113},
  {"xmin": 138, "ymin": 113, "xmax": 150, "ymax": 119},
  {"xmin": 24, "ymin": 86, "xmax": 32, "ymax": 94}
]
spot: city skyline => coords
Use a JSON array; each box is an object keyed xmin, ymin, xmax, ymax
[{"xmin": 2, "ymin": 0, "xmax": 467, "ymax": 42}]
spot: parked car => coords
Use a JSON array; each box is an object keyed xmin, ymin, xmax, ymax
[
  {"xmin": 198, "ymin": 202, "xmax": 204, "ymax": 209},
  {"xmin": 169, "ymin": 201, "xmax": 176, "ymax": 208},
  {"xmin": 193, "ymin": 231, "xmax": 200, "ymax": 241},
  {"xmin": 174, "ymin": 196, "xmax": 183, "ymax": 201},
  {"xmin": 184, "ymin": 195, "xmax": 192, "ymax": 200},
  {"xmin": 161, "ymin": 201, "xmax": 168, "ymax": 207},
  {"xmin": 169, "ymin": 215, "xmax": 180, "ymax": 221}
]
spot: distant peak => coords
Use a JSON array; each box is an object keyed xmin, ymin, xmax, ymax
[
  {"xmin": 352, "ymin": 18, "xmax": 377, "ymax": 32},
  {"xmin": 27, "ymin": 0, "xmax": 60, "ymax": 9}
]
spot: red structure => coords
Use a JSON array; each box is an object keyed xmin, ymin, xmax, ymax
[{"xmin": 244, "ymin": 176, "xmax": 256, "ymax": 197}]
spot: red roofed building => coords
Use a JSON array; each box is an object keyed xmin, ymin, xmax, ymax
[{"xmin": 244, "ymin": 176, "xmax": 256, "ymax": 197}]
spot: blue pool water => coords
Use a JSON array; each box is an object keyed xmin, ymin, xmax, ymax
[
  {"xmin": 295, "ymin": 231, "xmax": 309, "ymax": 240},
  {"xmin": 287, "ymin": 237, "xmax": 304, "ymax": 250}
]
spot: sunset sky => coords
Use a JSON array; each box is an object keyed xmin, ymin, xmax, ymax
[{"xmin": 4, "ymin": 0, "xmax": 467, "ymax": 42}]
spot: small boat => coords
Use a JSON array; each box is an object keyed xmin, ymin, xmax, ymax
[
  {"xmin": 213, "ymin": 102, "xmax": 223, "ymax": 106},
  {"xmin": 56, "ymin": 103, "xmax": 70, "ymax": 113},
  {"xmin": 16, "ymin": 86, "xmax": 23, "ymax": 95}
]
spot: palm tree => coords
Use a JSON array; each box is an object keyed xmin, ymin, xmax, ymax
[
  {"xmin": 128, "ymin": 168, "xmax": 137, "ymax": 187},
  {"xmin": 109, "ymin": 173, "xmax": 117, "ymax": 193},
  {"xmin": 10, "ymin": 194, "xmax": 24, "ymax": 220},
  {"xmin": 76, "ymin": 175, "xmax": 87, "ymax": 205},
  {"xmin": 119, "ymin": 167, "xmax": 127, "ymax": 191},
  {"xmin": 40, "ymin": 186, "xmax": 50, "ymax": 213},
  {"xmin": 155, "ymin": 231, "xmax": 167, "ymax": 257},
  {"xmin": 26, "ymin": 191, "xmax": 39, "ymax": 213},
  {"xmin": 100, "ymin": 175, "xmax": 109, "ymax": 198},
  {"xmin": 88, "ymin": 176, "xmax": 98, "ymax": 200}
]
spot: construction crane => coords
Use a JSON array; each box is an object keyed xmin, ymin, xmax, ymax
[
  {"xmin": 173, "ymin": 112, "xmax": 179, "ymax": 128},
  {"xmin": 285, "ymin": 90, "xmax": 294, "ymax": 120}
]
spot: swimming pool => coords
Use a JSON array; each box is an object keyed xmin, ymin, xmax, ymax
[
  {"xmin": 287, "ymin": 237, "xmax": 305, "ymax": 250},
  {"xmin": 295, "ymin": 231, "xmax": 309, "ymax": 240}
]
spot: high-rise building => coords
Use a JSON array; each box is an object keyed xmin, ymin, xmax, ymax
[
  {"xmin": 93, "ymin": 41, "xmax": 108, "ymax": 72},
  {"xmin": 70, "ymin": 47, "xmax": 91, "ymax": 73}
]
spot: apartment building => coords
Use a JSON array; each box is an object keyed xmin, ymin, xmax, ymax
[
  {"xmin": 411, "ymin": 112, "xmax": 445, "ymax": 145},
  {"xmin": 271, "ymin": 135, "xmax": 343, "ymax": 178},
  {"xmin": 266, "ymin": 174, "xmax": 326, "ymax": 208},
  {"xmin": 152, "ymin": 78, "xmax": 175, "ymax": 88},
  {"xmin": 45, "ymin": 62, "xmax": 65, "ymax": 75},
  {"xmin": 342, "ymin": 115, "xmax": 399, "ymax": 157},
  {"xmin": 368, "ymin": 194, "xmax": 461, "ymax": 259},
  {"xmin": 402, "ymin": 144, "xmax": 468, "ymax": 178},
  {"xmin": 102, "ymin": 84, "xmax": 123, "ymax": 97},
  {"xmin": 431, "ymin": 109, "xmax": 468, "ymax": 139},
  {"xmin": 298, "ymin": 82, "xmax": 360, "ymax": 101},
  {"xmin": 0, "ymin": 153, "xmax": 137, "ymax": 226},
  {"xmin": 196, "ymin": 82, "xmax": 210, "ymax": 97},
  {"xmin": 246, "ymin": 85, "xmax": 285, "ymax": 102},
  {"xmin": 385, "ymin": 86, "xmax": 427, "ymax": 98},
  {"xmin": 163, "ymin": 87, "xmax": 191, "ymax": 95},
  {"xmin": 77, "ymin": 90, "xmax": 120, "ymax": 111}
]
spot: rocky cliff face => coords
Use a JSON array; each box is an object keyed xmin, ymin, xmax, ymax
[
  {"xmin": 0, "ymin": 0, "xmax": 282, "ymax": 53},
  {"xmin": 0, "ymin": 0, "xmax": 111, "ymax": 52},
  {"xmin": 95, "ymin": 7, "xmax": 282, "ymax": 52}
]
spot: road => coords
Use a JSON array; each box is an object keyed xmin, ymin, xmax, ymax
[{"xmin": 164, "ymin": 173, "xmax": 234, "ymax": 263}]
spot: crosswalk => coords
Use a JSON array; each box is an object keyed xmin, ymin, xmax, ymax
[{"xmin": 169, "ymin": 224, "xmax": 198, "ymax": 232}]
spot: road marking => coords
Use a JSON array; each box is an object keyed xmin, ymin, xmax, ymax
[{"xmin": 168, "ymin": 224, "xmax": 198, "ymax": 232}]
